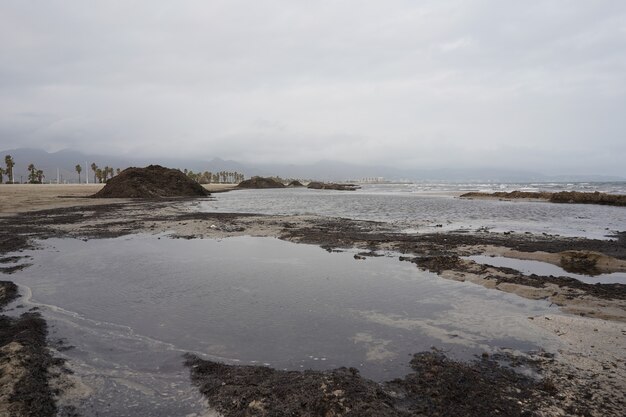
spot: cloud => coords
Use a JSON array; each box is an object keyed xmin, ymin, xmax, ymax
[{"xmin": 1, "ymin": 0, "xmax": 625, "ymax": 175}]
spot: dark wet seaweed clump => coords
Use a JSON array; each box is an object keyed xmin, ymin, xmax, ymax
[{"xmin": 185, "ymin": 351, "xmax": 556, "ymax": 417}]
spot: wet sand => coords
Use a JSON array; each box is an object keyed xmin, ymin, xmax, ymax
[{"xmin": 1, "ymin": 186, "xmax": 625, "ymax": 416}]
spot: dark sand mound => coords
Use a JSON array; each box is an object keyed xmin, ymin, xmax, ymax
[
  {"xmin": 93, "ymin": 165, "xmax": 210, "ymax": 198},
  {"xmin": 549, "ymin": 191, "xmax": 626, "ymax": 206},
  {"xmin": 460, "ymin": 191, "xmax": 553, "ymax": 200},
  {"xmin": 460, "ymin": 190, "xmax": 626, "ymax": 206},
  {"xmin": 287, "ymin": 180, "xmax": 304, "ymax": 187},
  {"xmin": 307, "ymin": 181, "xmax": 360, "ymax": 191},
  {"xmin": 237, "ymin": 176, "xmax": 286, "ymax": 189}
]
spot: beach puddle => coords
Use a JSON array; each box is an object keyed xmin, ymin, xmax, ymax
[
  {"xmin": 6, "ymin": 235, "xmax": 565, "ymax": 416},
  {"xmin": 467, "ymin": 255, "xmax": 626, "ymax": 284}
]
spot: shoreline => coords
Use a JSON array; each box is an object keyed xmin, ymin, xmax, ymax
[{"xmin": 1, "ymin": 189, "xmax": 625, "ymax": 415}]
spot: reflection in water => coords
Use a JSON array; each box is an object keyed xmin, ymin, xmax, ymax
[
  {"xmin": 467, "ymin": 255, "xmax": 626, "ymax": 285},
  {"xmin": 8, "ymin": 235, "xmax": 565, "ymax": 416}
]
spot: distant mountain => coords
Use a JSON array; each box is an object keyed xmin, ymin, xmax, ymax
[{"xmin": 0, "ymin": 148, "xmax": 624, "ymax": 184}]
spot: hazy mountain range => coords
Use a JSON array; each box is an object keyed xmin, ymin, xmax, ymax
[{"xmin": 1, "ymin": 148, "xmax": 624, "ymax": 183}]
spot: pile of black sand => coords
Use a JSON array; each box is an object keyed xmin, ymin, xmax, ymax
[
  {"xmin": 237, "ymin": 176, "xmax": 286, "ymax": 189},
  {"xmin": 92, "ymin": 165, "xmax": 210, "ymax": 198}
]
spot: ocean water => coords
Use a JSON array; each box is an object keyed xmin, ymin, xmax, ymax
[{"xmin": 199, "ymin": 183, "xmax": 626, "ymax": 239}]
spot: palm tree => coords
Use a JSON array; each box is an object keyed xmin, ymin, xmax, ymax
[
  {"xmin": 75, "ymin": 164, "xmax": 82, "ymax": 183},
  {"xmin": 27, "ymin": 163, "xmax": 37, "ymax": 183},
  {"xmin": 0, "ymin": 167, "xmax": 4, "ymax": 183},
  {"xmin": 5, "ymin": 155, "xmax": 14, "ymax": 183},
  {"xmin": 91, "ymin": 163, "xmax": 98, "ymax": 183},
  {"xmin": 36, "ymin": 169, "xmax": 44, "ymax": 184}
]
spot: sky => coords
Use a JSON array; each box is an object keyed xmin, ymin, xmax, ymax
[{"xmin": 1, "ymin": 0, "xmax": 625, "ymax": 175}]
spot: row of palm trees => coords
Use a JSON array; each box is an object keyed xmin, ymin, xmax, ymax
[
  {"xmin": 0, "ymin": 155, "xmax": 122, "ymax": 184},
  {"xmin": 183, "ymin": 170, "xmax": 245, "ymax": 184},
  {"xmin": 1, "ymin": 155, "xmax": 247, "ymax": 185},
  {"xmin": 81, "ymin": 163, "xmax": 121, "ymax": 184},
  {"xmin": 0, "ymin": 156, "xmax": 46, "ymax": 184}
]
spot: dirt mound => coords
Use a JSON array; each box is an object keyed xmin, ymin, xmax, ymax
[
  {"xmin": 92, "ymin": 165, "xmax": 210, "ymax": 198},
  {"xmin": 287, "ymin": 180, "xmax": 304, "ymax": 187},
  {"xmin": 237, "ymin": 176, "xmax": 285, "ymax": 189},
  {"xmin": 307, "ymin": 181, "xmax": 360, "ymax": 191}
]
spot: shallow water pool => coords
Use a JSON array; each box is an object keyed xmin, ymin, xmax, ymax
[
  {"xmin": 467, "ymin": 255, "xmax": 626, "ymax": 285},
  {"xmin": 7, "ymin": 235, "xmax": 565, "ymax": 416}
]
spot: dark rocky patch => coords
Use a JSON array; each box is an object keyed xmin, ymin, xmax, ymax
[
  {"xmin": 307, "ymin": 182, "xmax": 360, "ymax": 191},
  {"xmin": 93, "ymin": 165, "xmax": 210, "ymax": 198},
  {"xmin": 0, "ymin": 264, "xmax": 32, "ymax": 275},
  {"xmin": 550, "ymin": 191, "xmax": 626, "ymax": 206},
  {"xmin": 559, "ymin": 251, "xmax": 600, "ymax": 275},
  {"xmin": 0, "ymin": 312, "xmax": 60, "ymax": 417},
  {"xmin": 237, "ymin": 176, "xmax": 286, "ymax": 189},
  {"xmin": 0, "ymin": 280, "xmax": 18, "ymax": 309},
  {"xmin": 460, "ymin": 191, "xmax": 553, "ymax": 200},
  {"xmin": 0, "ymin": 234, "xmax": 31, "ymax": 256},
  {"xmin": 400, "ymin": 254, "xmax": 626, "ymax": 300},
  {"xmin": 185, "ymin": 351, "xmax": 557, "ymax": 417},
  {"xmin": 461, "ymin": 190, "xmax": 626, "ymax": 207},
  {"xmin": 0, "ymin": 256, "xmax": 26, "ymax": 264}
]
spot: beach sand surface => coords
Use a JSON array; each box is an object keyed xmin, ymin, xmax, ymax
[{"xmin": 0, "ymin": 183, "xmax": 235, "ymax": 215}]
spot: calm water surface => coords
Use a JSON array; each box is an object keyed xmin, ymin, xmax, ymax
[
  {"xmin": 7, "ymin": 235, "xmax": 564, "ymax": 416},
  {"xmin": 467, "ymin": 255, "xmax": 626, "ymax": 284}
]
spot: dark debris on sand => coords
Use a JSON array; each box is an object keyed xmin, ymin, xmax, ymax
[
  {"xmin": 402, "ymin": 255, "xmax": 626, "ymax": 300},
  {"xmin": 185, "ymin": 351, "xmax": 565, "ymax": 417},
  {"xmin": 307, "ymin": 181, "xmax": 360, "ymax": 191},
  {"xmin": 0, "ymin": 312, "xmax": 61, "ymax": 417},
  {"xmin": 460, "ymin": 190, "xmax": 626, "ymax": 207},
  {"xmin": 1, "ymin": 229, "xmax": 63, "ymax": 417}
]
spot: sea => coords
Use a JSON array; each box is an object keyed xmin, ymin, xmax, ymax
[
  {"xmin": 3, "ymin": 181, "xmax": 625, "ymax": 416},
  {"xmin": 199, "ymin": 182, "xmax": 626, "ymax": 239}
]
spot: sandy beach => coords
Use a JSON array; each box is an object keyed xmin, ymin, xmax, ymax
[
  {"xmin": 1, "ymin": 185, "xmax": 625, "ymax": 416},
  {"xmin": 0, "ymin": 183, "xmax": 236, "ymax": 215}
]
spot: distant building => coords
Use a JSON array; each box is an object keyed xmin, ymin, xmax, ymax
[{"xmin": 360, "ymin": 177, "xmax": 386, "ymax": 183}]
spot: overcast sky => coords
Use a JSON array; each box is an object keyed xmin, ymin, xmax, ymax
[{"xmin": 1, "ymin": 1, "xmax": 625, "ymax": 175}]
